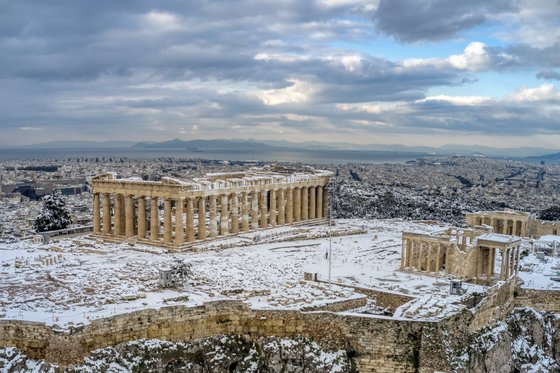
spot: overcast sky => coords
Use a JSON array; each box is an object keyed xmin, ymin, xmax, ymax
[{"xmin": 2, "ymin": 0, "xmax": 560, "ymax": 148}]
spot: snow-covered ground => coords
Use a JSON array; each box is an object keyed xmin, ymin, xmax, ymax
[{"xmin": 0, "ymin": 219, "xmax": 557, "ymax": 328}]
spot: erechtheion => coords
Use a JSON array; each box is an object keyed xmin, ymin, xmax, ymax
[
  {"xmin": 401, "ymin": 226, "xmax": 522, "ymax": 284},
  {"xmin": 91, "ymin": 166, "xmax": 332, "ymax": 248}
]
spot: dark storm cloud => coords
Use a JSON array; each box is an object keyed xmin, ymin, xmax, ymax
[
  {"xmin": 537, "ymin": 70, "xmax": 560, "ymax": 80},
  {"xmin": 373, "ymin": 0, "xmax": 516, "ymax": 42},
  {"xmin": 0, "ymin": 0, "xmax": 559, "ymax": 145}
]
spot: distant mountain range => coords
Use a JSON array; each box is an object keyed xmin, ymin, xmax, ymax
[
  {"xmin": 2, "ymin": 138, "xmax": 559, "ymax": 159},
  {"xmin": 527, "ymin": 152, "xmax": 560, "ymax": 161}
]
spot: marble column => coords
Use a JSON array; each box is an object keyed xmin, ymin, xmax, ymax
[
  {"xmin": 408, "ymin": 240, "xmax": 414, "ymax": 268},
  {"xmin": 220, "ymin": 194, "xmax": 229, "ymax": 236},
  {"xmin": 428, "ymin": 244, "xmax": 433, "ymax": 272},
  {"xmin": 114, "ymin": 194, "xmax": 123, "ymax": 236},
  {"xmin": 260, "ymin": 190, "xmax": 268, "ymax": 228},
  {"xmin": 209, "ymin": 195, "xmax": 217, "ymax": 238},
  {"xmin": 435, "ymin": 244, "xmax": 442, "ymax": 272},
  {"xmin": 93, "ymin": 193, "xmax": 101, "ymax": 234},
  {"xmin": 186, "ymin": 197, "xmax": 194, "ymax": 242},
  {"xmin": 269, "ymin": 189, "xmax": 276, "ymax": 226},
  {"xmin": 150, "ymin": 198, "xmax": 159, "ymax": 241},
  {"xmin": 241, "ymin": 192, "xmax": 249, "ymax": 232},
  {"xmin": 277, "ymin": 189, "xmax": 285, "ymax": 225},
  {"xmin": 251, "ymin": 191, "xmax": 259, "ymax": 230},
  {"xmin": 322, "ymin": 186, "xmax": 329, "ymax": 219},
  {"xmin": 286, "ymin": 187, "xmax": 293, "ymax": 224},
  {"xmin": 294, "ymin": 187, "xmax": 301, "ymax": 222},
  {"xmin": 198, "ymin": 196, "xmax": 206, "ymax": 240},
  {"xmin": 137, "ymin": 196, "xmax": 146, "ymax": 239},
  {"xmin": 125, "ymin": 195, "xmax": 134, "ymax": 238},
  {"xmin": 520, "ymin": 221, "xmax": 526, "ymax": 237},
  {"xmin": 486, "ymin": 248, "xmax": 493, "ymax": 280},
  {"xmin": 102, "ymin": 193, "xmax": 111, "ymax": 234},
  {"xmin": 163, "ymin": 199, "xmax": 172, "ymax": 243},
  {"xmin": 231, "ymin": 193, "xmax": 239, "ymax": 234},
  {"xmin": 417, "ymin": 242, "xmax": 423, "ymax": 270},
  {"xmin": 316, "ymin": 186, "xmax": 323, "ymax": 219},
  {"xmin": 301, "ymin": 186, "xmax": 308, "ymax": 220},
  {"xmin": 309, "ymin": 186, "xmax": 316, "ymax": 219},
  {"xmin": 400, "ymin": 239, "xmax": 406, "ymax": 268},
  {"xmin": 174, "ymin": 198, "xmax": 184, "ymax": 245},
  {"xmin": 119, "ymin": 195, "xmax": 125, "ymax": 234}
]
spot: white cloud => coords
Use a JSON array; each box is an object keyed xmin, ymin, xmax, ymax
[
  {"xmin": 257, "ymin": 79, "xmax": 320, "ymax": 105},
  {"xmin": 416, "ymin": 95, "xmax": 490, "ymax": 106},
  {"xmin": 508, "ymin": 84, "xmax": 560, "ymax": 102},
  {"xmin": 403, "ymin": 42, "xmax": 513, "ymax": 72}
]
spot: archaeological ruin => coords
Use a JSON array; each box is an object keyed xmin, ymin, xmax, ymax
[
  {"xmin": 401, "ymin": 227, "xmax": 522, "ymax": 284},
  {"xmin": 91, "ymin": 166, "xmax": 332, "ymax": 248},
  {"xmin": 466, "ymin": 209, "xmax": 560, "ymax": 238}
]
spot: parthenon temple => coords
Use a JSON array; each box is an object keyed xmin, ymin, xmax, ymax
[
  {"xmin": 91, "ymin": 166, "xmax": 332, "ymax": 248},
  {"xmin": 401, "ymin": 227, "xmax": 522, "ymax": 284}
]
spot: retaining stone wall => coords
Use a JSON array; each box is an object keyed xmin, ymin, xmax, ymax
[{"xmin": 0, "ymin": 300, "xmax": 449, "ymax": 373}]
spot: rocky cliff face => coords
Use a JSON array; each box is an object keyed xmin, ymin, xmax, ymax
[
  {"xmin": 0, "ymin": 335, "xmax": 356, "ymax": 373},
  {"xmin": 456, "ymin": 307, "xmax": 560, "ymax": 373}
]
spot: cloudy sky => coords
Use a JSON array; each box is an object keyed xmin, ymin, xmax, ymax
[{"xmin": 2, "ymin": 0, "xmax": 560, "ymax": 148}]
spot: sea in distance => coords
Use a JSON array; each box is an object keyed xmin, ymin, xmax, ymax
[{"xmin": 0, "ymin": 147, "xmax": 432, "ymax": 164}]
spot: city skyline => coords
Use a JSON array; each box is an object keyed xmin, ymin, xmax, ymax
[{"xmin": 1, "ymin": 0, "xmax": 560, "ymax": 147}]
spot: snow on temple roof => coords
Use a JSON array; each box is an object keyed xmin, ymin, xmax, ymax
[{"xmin": 477, "ymin": 233, "xmax": 522, "ymax": 244}]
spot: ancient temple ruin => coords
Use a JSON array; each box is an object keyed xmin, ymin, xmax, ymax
[
  {"xmin": 401, "ymin": 226, "xmax": 522, "ymax": 284},
  {"xmin": 91, "ymin": 166, "xmax": 332, "ymax": 248},
  {"xmin": 466, "ymin": 209, "xmax": 560, "ymax": 238}
]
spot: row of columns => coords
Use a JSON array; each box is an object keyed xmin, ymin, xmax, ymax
[
  {"xmin": 93, "ymin": 185, "xmax": 328, "ymax": 246},
  {"xmin": 477, "ymin": 217, "xmax": 526, "ymax": 237},
  {"xmin": 400, "ymin": 238, "xmax": 447, "ymax": 273},
  {"xmin": 474, "ymin": 245, "xmax": 521, "ymax": 282}
]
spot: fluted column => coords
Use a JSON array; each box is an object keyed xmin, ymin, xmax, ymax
[
  {"xmin": 150, "ymin": 197, "xmax": 159, "ymax": 241},
  {"xmin": 286, "ymin": 187, "xmax": 293, "ymax": 224},
  {"xmin": 251, "ymin": 191, "xmax": 259, "ymax": 229},
  {"xmin": 322, "ymin": 186, "xmax": 329, "ymax": 219},
  {"xmin": 435, "ymin": 244, "xmax": 442, "ymax": 272},
  {"xmin": 241, "ymin": 192, "xmax": 249, "ymax": 232},
  {"xmin": 175, "ymin": 198, "xmax": 184, "ymax": 245},
  {"xmin": 400, "ymin": 239, "xmax": 406, "ymax": 268},
  {"xmin": 102, "ymin": 193, "xmax": 111, "ymax": 234},
  {"xmin": 114, "ymin": 194, "xmax": 123, "ymax": 235},
  {"xmin": 220, "ymin": 194, "xmax": 229, "ymax": 235},
  {"xmin": 417, "ymin": 242, "xmax": 423, "ymax": 270},
  {"xmin": 301, "ymin": 186, "xmax": 308, "ymax": 220},
  {"xmin": 119, "ymin": 195, "xmax": 125, "ymax": 234},
  {"xmin": 269, "ymin": 189, "xmax": 276, "ymax": 226},
  {"xmin": 294, "ymin": 187, "xmax": 301, "ymax": 222},
  {"xmin": 125, "ymin": 195, "xmax": 134, "ymax": 238},
  {"xmin": 316, "ymin": 186, "xmax": 323, "ymax": 219},
  {"xmin": 428, "ymin": 244, "xmax": 433, "ymax": 272},
  {"xmin": 163, "ymin": 199, "xmax": 172, "ymax": 243},
  {"xmin": 231, "ymin": 193, "xmax": 239, "ymax": 233},
  {"xmin": 487, "ymin": 248, "xmax": 493, "ymax": 280},
  {"xmin": 137, "ymin": 196, "xmax": 146, "ymax": 239},
  {"xmin": 93, "ymin": 193, "xmax": 101, "ymax": 234},
  {"xmin": 197, "ymin": 196, "xmax": 206, "ymax": 240},
  {"xmin": 407, "ymin": 240, "xmax": 414, "ymax": 267},
  {"xmin": 184, "ymin": 198, "xmax": 193, "ymax": 242},
  {"xmin": 209, "ymin": 195, "xmax": 217, "ymax": 238},
  {"xmin": 277, "ymin": 189, "xmax": 285, "ymax": 225},
  {"xmin": 260, "ymin": 190, "xmax": 268, "ymax": 228},
  {"xmin": 309, "ymin": 186, "xmax": 316, "ymax": 219}
]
